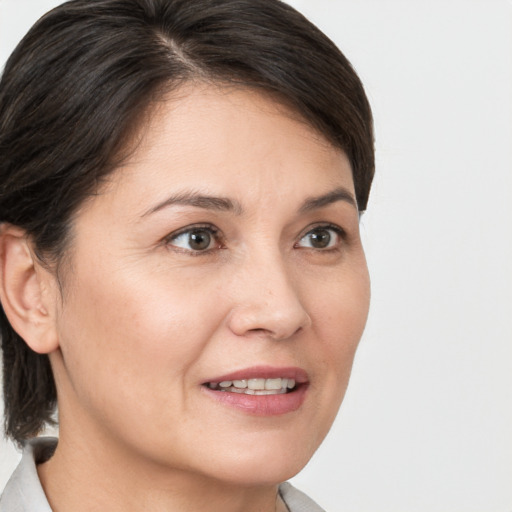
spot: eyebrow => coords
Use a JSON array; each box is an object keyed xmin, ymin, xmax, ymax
[
  {"xmin": 299, "ymin": 187, "xmax": 357, "ymax": 212},
  {"xmin": 142, "ymin": 186, "xmax": 357, "ymax": 218},
  {"xmin": 142, "ymin": 191, "xmax": 243, "ymax": 217}
]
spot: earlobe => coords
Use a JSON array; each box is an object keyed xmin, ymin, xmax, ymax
[{"xmin": 0, "ymin": 224, "xmax": 59, "ymax": 354}]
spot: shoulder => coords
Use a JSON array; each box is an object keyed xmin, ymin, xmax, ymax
[
  {"xmin": 0, "ymin": 437, "xmax": 56, "ymax": 512},
  {"xmin": 279, "ymin": 482, "xmax": 326, "ymax": 512}
]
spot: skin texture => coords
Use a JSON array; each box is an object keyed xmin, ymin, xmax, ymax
[{"xmin": 2, "ymin": 84, "xmax": 370, "ymax": 512}]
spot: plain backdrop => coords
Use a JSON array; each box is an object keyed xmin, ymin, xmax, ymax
[{"xmin": 1, "ymin": 1, "xmax": 511, "ymax": 511}]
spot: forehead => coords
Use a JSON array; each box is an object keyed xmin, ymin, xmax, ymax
[
  {"xmin": 82, "ymin": 83, "xmax": 355, "ymax": 225},
  {"xmin": 117, "ymin": 84, "xmax": 351, "ymax": 184}
]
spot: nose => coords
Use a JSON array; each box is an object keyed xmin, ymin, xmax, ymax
[{"xmin": 227, "ymin": 251, "xmax": 312, "ymax": 340}]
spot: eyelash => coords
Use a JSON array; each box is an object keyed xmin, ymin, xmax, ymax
[
  {"xmin": 164, "ymin": 223, "xmax": 346, "ymax": 255},
  {"xmin": 295, "ymin": 224, "xmax": 346, "ymax": 252},
  {"xmin": 164, "ymin": 224, "xmax": 223, "ymax": 256}
]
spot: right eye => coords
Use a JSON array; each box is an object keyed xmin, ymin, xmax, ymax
[{"xmin": 166, "ymin": 226, "xmax": 221, "ymax": 253}]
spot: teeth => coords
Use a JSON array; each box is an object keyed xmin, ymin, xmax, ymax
[
  {"xmin": 248, "ymin": 378, "xmax": 266, "ymax": 390},
  {"xmin": 265, "ymin": 378, "xmax": 283, "ymax": 390},
  {"xmin": 207, "ymin": 377, "xmax": 297, "ymax": 394}
]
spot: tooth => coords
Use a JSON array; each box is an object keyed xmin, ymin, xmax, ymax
[
  {"xmin": 219, "ymin": 381, "xmax": 232, "ymax": 388},
  {"xmin": 208, "ymin": 382, "xmax": 219, "ymax": 389},
  {"xmin": 231, "ymin": 387, "xmax": 244, "ymax": 393},
  {"xmin": 265, "ymin": 378, "xmax": 282, "ymax": 390},
  {"xmin": 233, "ymin": 380, "xmax": 247, "ymax": 389},
  {"xmin": 248, "ymin": 378, "xmax": 265, "ymax": 390},
  {"xmin": 281, "ymin": 378, "xmax": 288, "ymax": 389},
  {"xmin": 245, "ymin": 388, "xmax": 256, "ymax": 395},
  {"xmin": 287, "ymin": 379, "xmax": 296, "ymax": 389}
]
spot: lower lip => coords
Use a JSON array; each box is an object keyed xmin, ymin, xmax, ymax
[{"xmin": 202, "ymin": 384, "xmax": 308, "ymax": 416}]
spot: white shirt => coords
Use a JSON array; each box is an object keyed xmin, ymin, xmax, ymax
[{"xmin": 0, "ymin": 438, "xmax": 325, "ymax": 512}]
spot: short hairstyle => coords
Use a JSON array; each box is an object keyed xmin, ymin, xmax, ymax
[{"xmin": 0, "ymin": 0, "xmax": 374, "ymax": 445}]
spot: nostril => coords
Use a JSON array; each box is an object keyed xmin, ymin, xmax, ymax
[
  {"xmin": 247, "ymin": 327, "xmax": 270, "ymax": 335},
  {"xmin": 247, "ymin": 324, "xmax": 304, "ymax": 341}
]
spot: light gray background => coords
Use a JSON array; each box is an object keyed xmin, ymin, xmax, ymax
[{"xmin": 1, "ymin": 1, "xmax": 511, "ymax": 511}]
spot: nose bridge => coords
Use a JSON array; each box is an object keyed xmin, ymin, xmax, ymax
[{"xmin": 228, "ymin": 244, "xmax": 311, "ymax": 340}]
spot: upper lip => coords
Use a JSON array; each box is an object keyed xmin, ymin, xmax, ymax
[{"xmin": 203, "ymin": 365, "xmax": 309, "ymax": 384}]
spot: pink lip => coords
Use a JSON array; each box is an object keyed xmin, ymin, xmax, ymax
[
  {"xmin": 201, "ymin": 365, "xmax": 309, "ymax": 416},
  {"xmin": 203, "ymin": 365, "xmax": 309, "ymax": 384}
]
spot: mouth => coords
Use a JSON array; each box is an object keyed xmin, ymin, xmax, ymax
[
  {"xmin": 204, "ymin": 377, "xmax": 297, "ymax": 395},
  {"xmin": 201, "ymin": 366, "xmax": 308, "ymax": 415}
]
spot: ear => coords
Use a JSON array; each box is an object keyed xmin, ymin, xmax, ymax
[{"xmin": 0, "ymin": 224, "xmax": 59, "ymax": 354}]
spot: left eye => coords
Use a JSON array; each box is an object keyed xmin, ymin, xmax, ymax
[
  {"xmin": 296, "ymin": 226, "xmax": 342, "ymax": 250},
  {"xmin": 168, "ymin": 227, "xmax": 218, "ymax": 252}
]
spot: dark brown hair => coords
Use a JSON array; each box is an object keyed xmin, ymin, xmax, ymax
[{"xmin": 0, "ymin": 0, "xmax": 374, "ymax": 445}]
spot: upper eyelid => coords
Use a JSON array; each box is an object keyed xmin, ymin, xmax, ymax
[
  {"xmin": 298, "ymin": 223, "xmax": 346, "ymax": 239},
  {"xmin": 165, "ymin": 223, "xmax": 220, "ymax": 240}
]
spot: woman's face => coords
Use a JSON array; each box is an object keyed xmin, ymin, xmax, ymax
[{"xmin": 49, "ymin": 84, "xmax": 370, "ymax": 485}]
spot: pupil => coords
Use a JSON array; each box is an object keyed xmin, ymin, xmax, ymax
[
  {"xmin": 189, "ymin": 230, "xmax": 211, "ymax": 250},
  {"xmin": 311, "ymin": 230, "xmax": 331, "ymax": 248}
]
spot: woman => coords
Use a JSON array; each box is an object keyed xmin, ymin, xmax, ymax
[{"xmin": 0, "ymin": 0, "xmax": 374, "ymax": 510}]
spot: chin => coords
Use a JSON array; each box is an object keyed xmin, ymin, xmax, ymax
[
  {"xmin": 207, "ymin": 456, "xmax": 307, "ymax": 488},
  {"xmin": 194, "ymin": 430, "xmax": 322, "ymax": 487}
]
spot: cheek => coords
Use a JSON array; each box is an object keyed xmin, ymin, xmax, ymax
[
  {"xmin": 55, "ymin": 259, "xmax": 227, "ymax": 418},
  {"xmin": 306, "ymin": 262, "xmax": 370, "ymax": 417},
  {"xmin": 310, "ymin": 258, "xmax": 370, "ymax": 350}
]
